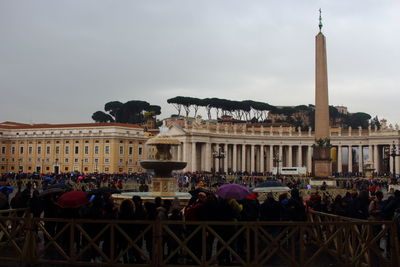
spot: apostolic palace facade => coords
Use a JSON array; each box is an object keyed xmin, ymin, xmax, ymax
[{"xmin": 0, "ymin": 121, "xmax": 148, "ymax": 174}]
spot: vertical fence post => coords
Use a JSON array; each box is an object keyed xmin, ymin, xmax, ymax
[
  {"xmin": 202, "ymin": 223, "xmax": 206, "ymax": 265},
  {"xmin": 299, "ymin": 225, "xmax": 305, "ymax": 267},
  {"xmin": 152, "ymin": 219, "xmax": 162, "ymax": 267},
  {"xmin": 391, "ymin": 221, "xmax": 400, "ymax": 267},
  {"xmin": 21, "ymin": 214, "xmax": 37, "ymax": 266}
]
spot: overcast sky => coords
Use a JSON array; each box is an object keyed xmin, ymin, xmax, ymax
[{"xmin": 1, "ymin": 0, "xmax": 400, "ymax": 125}]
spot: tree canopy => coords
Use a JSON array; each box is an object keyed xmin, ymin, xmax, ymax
[
  {"xmin": 92, "ymin": 100, "xmax": 161, "ymax": 124},
  {"xmin": 166, "ymin": 96, "xmax": 374, "ymax": 129}
]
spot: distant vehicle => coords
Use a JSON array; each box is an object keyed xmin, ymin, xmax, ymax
[{"xmin": 272, "ymin": 167, "xmax": 307, "ymax": 175}]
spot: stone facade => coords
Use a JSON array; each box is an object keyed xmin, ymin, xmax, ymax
[
  {"xmin": 166, "ymin": 122, "xmax": 400, "ymax": 175},
  {"xmin": 0, "ymin": 121, "xmax": 148, "ymax": 174}
]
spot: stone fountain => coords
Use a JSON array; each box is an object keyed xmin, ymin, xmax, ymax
[
  {"xmin": 140, "ymin": 128, "xmax": 187, "ymax": 196},
  {"xmin": 112, "ymin": 123, "xmax": 191, "ymax": 204}
]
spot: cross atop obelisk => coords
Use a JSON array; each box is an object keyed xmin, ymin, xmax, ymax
[{"xmin": 313, "ymin": 9, "xmax": 332, "ymax": 178}]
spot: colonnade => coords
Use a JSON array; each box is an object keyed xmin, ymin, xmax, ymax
[
  {"xmin": 176, "ymin": 142, "xmax": 314, "ymax": 173},
  {"xmin": 174, "ymin": 141, "xmax": 400, "ymax": 174}
]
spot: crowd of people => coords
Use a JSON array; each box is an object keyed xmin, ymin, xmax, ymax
[{"xmin": 1, "ymin": 171, "xmax": 400, "ymax": 264}]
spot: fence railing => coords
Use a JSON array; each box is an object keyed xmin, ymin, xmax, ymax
[{"xmin": 1, "ymin": 211, "xmax": 399, "ymax": 267}]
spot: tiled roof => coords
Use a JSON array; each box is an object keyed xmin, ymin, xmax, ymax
[{"xmin": 0, "ymin": 121, "xmax": 143, "ymax": 130}]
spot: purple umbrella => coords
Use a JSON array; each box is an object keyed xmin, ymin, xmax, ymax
[{"xmin": 216, "ymin": 184, "xmax": 251, "ymax": 200}]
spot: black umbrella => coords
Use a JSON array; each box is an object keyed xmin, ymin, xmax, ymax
[
  {"xmin": 252, "ymin": 180, "xmax": 290, "ymax": 193},
  {"xmin": 189, "ymin": 187, "xmax": 212, "ymax": 197},
  {"xmin": 47, "ymin": 183, "xmax": 73, "ymax": 190},
  {"xmin": 88, "ymin": 187, "xmax": 121, "ymax": 195}
]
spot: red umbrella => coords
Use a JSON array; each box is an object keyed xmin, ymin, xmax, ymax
[{"xmin": 57, "ymin": 191, "xmax": 88, "ymax": 208}]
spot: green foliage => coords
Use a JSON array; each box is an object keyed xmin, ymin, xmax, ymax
[
  {"xmin": 92, "ymin": 100, "xmax": 161, "ymax": 124},
  {"xmin": 92, "ymin": 111, "xmax": 115, "ymax": 123}
]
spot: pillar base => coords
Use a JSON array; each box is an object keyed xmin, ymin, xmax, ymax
[
  {"xmin": 151, "ymin": 177, "xmax": 177, "ymax": 197},
  {"xmin": 312, "ymin": 147, "xmax": 332, "ymax": 178}
]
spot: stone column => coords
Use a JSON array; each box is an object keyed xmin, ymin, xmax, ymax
[
  {"xmin": 260, "ymin": 145, "xmax": 265, "ymax": 173},
  {"xmin": 205, "ymin": 142, "xmax": 211, "ymax": 172},
  {"xmin": 250, "ymin": 145, "xmax": 255, "ymax": 173},
  {"xmin": 358, "ymin": 145, "xmax": 363, "ymax": 173},
  {"xmin": 191, "ymin": 142, "xmax": 197, "ymax": 172},
  {"xmin": 241, "ymin": 145, "xmax": 246, "ymax": 172},
  {"xmin": 224, "ymin": 143, "xmax": 228, "ymax": 173},
  {"xmin": 214, "ymin": 144, "xmax": 219, "ymax": 172},
  {"xmin": 390, "ymin": 151, "xmax": 394, "ymax": 175},
  {"xmin": 374, "ymin": 145, "xmax": 379, "ymax": 173},
  {"xmin": 297, "ymin": 145, "xmax": 302, "ymax": 167},
  {"xmin": 368, "ymin": 145, "xmax": 373, "ymax": 164},
  {"xmin": 337, "ymin": 145, "xmax": 342, "ymax": 173},
  {"xmin": 182, "ymin": 142, "xmax": 187, "ymax": 163},
  {"xmin": 178, "ymin": 144, "xmax": 182, "ymax": 161},
  {"xmin": 269, "ymin": 145, "xmax": 274, "ymax": 172},
  {"xmin": 233, "ymin": 144, "xmax": 237, "ymax": 172},
  {"xmin": 307, "ymin": 146, "xmax": 312, "ymax": 173},
  {"xmin": 288, "ymin": 145, "xmax": 293, "ymax": 167},
  {"xmin": 348, "ymin": 146, "xmax": 353, "ymax": 173},
  {"xmin": 278, "ymin": 145, "xmax": 283, "ymax": 166},
  {"xmin": 396, "ymin": 145, "xmax": 400, "ymax": 175}
]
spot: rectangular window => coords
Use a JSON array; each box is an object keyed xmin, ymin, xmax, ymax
[
  {"xmin": 119, "ymin": 158, "xmax": 123, "ymax": 163},
  {"xmin": 105, "ymin": 167, "xmax": 109, "ymax": 172},
  {"xmin": 84, "ymin": 158, "xmax": 89, "ymax": 163},
  {"xmin": 119, "ymin": 146, "xmax": 123, "ymax": 155},
  {"xmin": 129, "ymin": 147, "xmax": 133, "ymax": 155},
  {"xmin": 20, "ymin": 147, "xmax": 24, "ymax": 154},
  {"xmin": 37, "ymin": 147, "xmax": 41, "ymax": 154},
  {"xmin": 105, "ymin": 146, "xmax": 110, "ymax": 154},
  {"xmin": 84, "ymin": 146, "xmax": 89, "ymax": 154},
  {"xmin": 28, "ymin": 158, "xmax": 32, "ymax": 162},
  {"xmin": 138, "ymin": 147, "xmax": 142, "ymax": 155},
  {"xmin": 104, "ymin": 158, "xmax": 110, "ymax": 163},
  {"xmin": 65, "ymin": 158, "xmax": 69, "ymax": 163},
  {"xmin": 28, "ymin": 147, "xmax": 32, "ymax": 154},
  {"xmin": 46, "ymin": 146, "xmax": 50, "ymax": 154},
  {"xmin": 94, "ymin": 158, "xmax": 99, "ymax": 163},
  {"xmin": 74, "ymin": 158, "xmax": 78, "ymax": 163},
  {"xmin": 1, "ymin": 146, "xmax": 5, "ymax": 154},
  {"xmin": 65, "ymin": 146, "xmax": 69, "ymax": 154},
  {"xmin": 75, "ymin": 146, "xmax": 79, "ymax": 154},
  {"xmin": 94, "ymin": 146, "xmax": 99, "ymax": 154},
  {"xmin": 55, "ymin": 146, "xmax": 60, "ymax": 154},
  {"xmin": 11, "ymin": 147, "xmax": 15, "ymax": 154}
]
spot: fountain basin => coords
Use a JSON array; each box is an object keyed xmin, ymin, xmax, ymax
[{"xmin": 140, "ymin": 160, "xmax": 187, "ymax": 177}]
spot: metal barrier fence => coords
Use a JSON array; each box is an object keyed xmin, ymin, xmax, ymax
[{"xmin": 0, "ymin": 211, "xmax": 399, "ymax": 267}]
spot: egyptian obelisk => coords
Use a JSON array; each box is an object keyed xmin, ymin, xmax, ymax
[{"xmin": 313, "ymin": 9, "xmax": 332, "ymax": 178}]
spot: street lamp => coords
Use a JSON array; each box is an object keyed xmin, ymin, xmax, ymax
[
  {"xmin": 389, "ymin": 143, "xmax": 400, "ymax": 181},
  {"xmin": 212, "ymin": 147, "xmax": 226, "ymax": 174},
  {"xmin": 273, "ymin": 152, "xmax": 281, "ymax": 179}
]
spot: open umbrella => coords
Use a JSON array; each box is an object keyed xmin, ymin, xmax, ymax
[
  {"xmin": 57, "ymin": 191, "xmax": 88, "ymax": 208},
  {"xmin": 47, "ymin": 183, "xmax": 72, "ymax": 190},
  {"xmin": 88, "ymin": 187, "xmax": 121, "ymax": 195},
  {"xmin": 216, "ymin": 184, "xmax": 250, "ymax": 200},
  {"xmin": 0, "ymin": 186, "xmax": 14, "ymax": 195},
  {"xmin": 44, "ymin": 177, "xmax": 53, "ymax": 182},
  {"xmin": 252, "ymin": 181, "xmax": 290, "ymax": 193},
  {"xmin": 39, "ymin": 187, "xmax": 65, "ymax": 197},
  {"xmin": 189, "ymin": 187, "xmax": 212, "ymax": 197}
]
